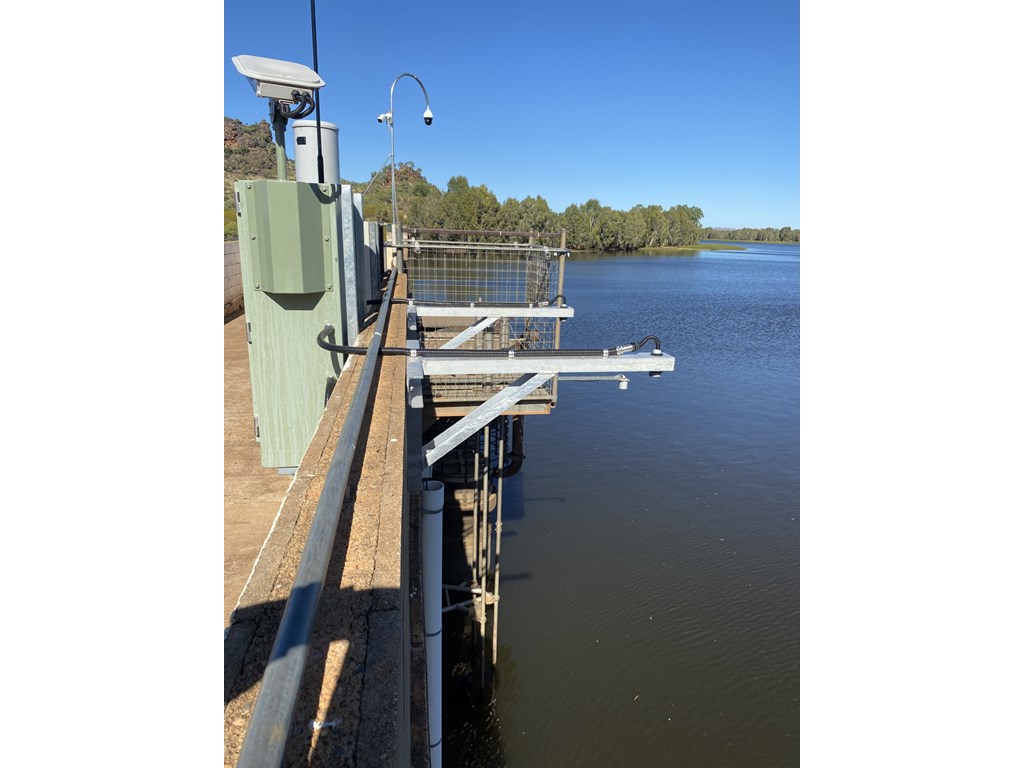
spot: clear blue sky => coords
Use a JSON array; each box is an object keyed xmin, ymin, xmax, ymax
[{"xmin": 224, "ymin": 0, "xmax": 799, "ymax": 229}]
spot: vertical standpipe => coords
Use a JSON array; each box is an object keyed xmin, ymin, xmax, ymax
[
  {"xmin": 292, "ymin": 119, "xmax": 340, "ymax": 184},
  {"xmin": 422, "ymin": 480, "xmax": 444, "ymax": 767}
]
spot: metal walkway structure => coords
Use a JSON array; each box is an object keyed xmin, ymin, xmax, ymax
[
  {"xmin": 399, "ymin": 230, "xmax": 674, "ymax": 471},
  {"xmin": 397, "ymin": 230, "xmax": 674, "ymax": 708}
]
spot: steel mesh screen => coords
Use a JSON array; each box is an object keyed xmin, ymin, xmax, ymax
[
  {"xmin": 405, "ymin": 241, "xmax": 557, "ymax": 305},
  {"xmin": 404, "ymin": 240, "xmax": 564, "ymax": 404}
]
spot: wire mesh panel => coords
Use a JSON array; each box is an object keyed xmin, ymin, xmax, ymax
[
  {"xmin": 404, "ymin": 239, "xmax": 567, "ymax": 407},
  {"xmin": 405, "ymin": 241, "xmax": 560, "ymax": 305}
]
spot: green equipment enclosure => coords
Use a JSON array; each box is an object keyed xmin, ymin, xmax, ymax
[{"xmin": 234, "ymin": 179, "xmax": 383, "ymax": 469}]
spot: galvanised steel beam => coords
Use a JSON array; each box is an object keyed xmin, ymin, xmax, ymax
[
  {"xmin": 422, "ymin": 373, "xmax": 554, "ymax": 466},
  {"xmin": 440, "ymin": 317, "xmax": 500, "ymax": 349},
  {"xmin": 407, "ymin": 357, "xmax": 425, "ymax": 409},
  {"xmin": 340, "ymin": 185, "xmax": 361, "ymax": 345},
  {"xmin": 410, "ymin": 304, "xmax": 574, "ymax": 319},
  {"xmin": 416, "ymin": 352, "xmax": 675, "ymax": 377}
]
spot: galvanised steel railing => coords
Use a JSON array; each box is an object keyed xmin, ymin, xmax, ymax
[{"xmin": 236, "ymin": 268, "xmax": 397, "ymax": 768}]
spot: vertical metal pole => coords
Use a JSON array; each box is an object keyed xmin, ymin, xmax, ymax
[
  {"xmin": 309, "ymin": 0, "xmax": 325, "ymax": 184},
  {"xmin": 485, "ymin": 429, "xmax": 496, "ymax": 591},
  {"xmin": 422, "ymin": 480, "xmax": 444, "ymax": 768},
  {"xmin": 396, "ymin": 224, "xmax": 404, "ymax": 274},
  {"xmin": 472, "ymin": 437, "xmax": 480, "ymax": 586},
  {"xmin": 479, "ymin": 423, "xmax": 490, "ymax": 689},
  {"xmin": 492, "ymin": 425, "xmax": 504, "ymax": 667},
  {"xmin": 386, "ymin": 72, "xmax": 431, "ymax": 274},
  {"xmin": 551, "ymin": 251, "xmax": 566, "ymax": 404},
  {"xmin": 271, "ymin": 105, "xmax": 288, "ymax": 181},
  {"xmin": 470, "ymin": 432, "xmax": 481, "ymax": 665},
  {"xmin": 389, "ymin": 120, "xmax": 399, "ymax": 268}
]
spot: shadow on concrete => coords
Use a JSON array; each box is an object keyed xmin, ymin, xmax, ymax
[
  {"xmin": 225, "ymin": 584, "xmax": 411, "ymax": 767},
  {"xmin": 225, "ymin": 362, "xmax": 428, "ymax": 768}
]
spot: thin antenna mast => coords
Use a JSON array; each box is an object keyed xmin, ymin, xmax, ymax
[{"xmin": 310, "ymin": 0, "xmax": 325, "ymax": 183}]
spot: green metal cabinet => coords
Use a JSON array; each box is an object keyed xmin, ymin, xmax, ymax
[{"xmin": 234, "ymin": 179, "xmax": 371, "ymax": 469}]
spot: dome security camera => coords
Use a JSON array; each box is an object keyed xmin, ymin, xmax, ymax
[{"xmin": 423, "ymin": 107, "xmax": 433, "ymax": 126}]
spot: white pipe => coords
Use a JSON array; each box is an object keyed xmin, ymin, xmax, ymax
[{"xmin": 421, "ymin": 479, "xmax": 444, "ymax": 767}]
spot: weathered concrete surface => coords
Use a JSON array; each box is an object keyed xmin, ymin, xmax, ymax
[{"xmin": 224, "ymin": 276, "xmax": 426, "ymax": 767}]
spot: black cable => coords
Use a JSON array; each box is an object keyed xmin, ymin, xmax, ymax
[
  {"xmin": 633, "ymin": 335, "xmax": 662, "ymax": 352},
  {"xmin": 317, "ymin": 326, "xmax": 662, "ymax": 359},
  {"xmin": 277, "ymin": 93, "xmax": 315, "ymax": 120},
  {"xmin": 317, "ymin": 326, "xmax": 407, "ymax": 356},
  {"xmin": 500, "ymin": 415, "xmax": 526, "ymax": 478}
]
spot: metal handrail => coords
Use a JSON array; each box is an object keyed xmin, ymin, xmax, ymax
[
  {"xmin": 404, "ymin": 227, "xmax": 565, "ymax": 241},
  {"xmin": 396, "ymin": 239, "xmax": 569, "ymax": 256},
  {"xmin": 237, "ymin": 268, "xmax": 398, "ymax": 768}
]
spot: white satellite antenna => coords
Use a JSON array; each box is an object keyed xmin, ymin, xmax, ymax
[
  {"xmin": 232, "ymin": 55, "xmax": 324, "ymax": 104},
  {"xmin": 232, "ymin": 54, "xmax": 327, "ymax": 180}
]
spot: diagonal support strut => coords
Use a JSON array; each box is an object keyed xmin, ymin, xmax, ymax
[{"xmin": 422, "ymin": 373, "xmax": 553, "ymax": 466}]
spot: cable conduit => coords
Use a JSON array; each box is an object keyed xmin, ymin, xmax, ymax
[{"xmin": 317, "ymin": 328, "xmax": 661, "ymax": 359}]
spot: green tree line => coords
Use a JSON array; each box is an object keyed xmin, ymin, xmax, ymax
[
  {"xmin": 351, "ymin": 165, "xmax": 711, "ymax": 251},
  {"xmin": 225, "ymin": 118, "xmax": 798, "ymax": 248},
  {"xmin": 701, "ymin": 226, "xmax": 799, "ymax": 243}
]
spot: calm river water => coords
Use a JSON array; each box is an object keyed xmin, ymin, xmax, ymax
[{"xmin": 444, "ymin": 241, "xmax": 800, "ymax": 767}]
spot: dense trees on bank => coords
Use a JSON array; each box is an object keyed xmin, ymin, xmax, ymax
[
  {"xmin": 224, "ymin": 118, "xmax": 798, "ymax": 247},
  {"xmin": 702, "ymin": 226, "xmax": 800, "ymax": 244},
  {"xmin": 352, "ymin": 164, "xmax": 715, "ymax": 251}
]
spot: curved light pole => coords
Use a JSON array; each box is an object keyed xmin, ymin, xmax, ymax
[{"xmin": 377, "ymin": 73, "xmax": 433, "ymax": 270}]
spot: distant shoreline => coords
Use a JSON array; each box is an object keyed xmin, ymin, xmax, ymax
[
  {"xmin": 640, "ymin": 243, "xmax": 744, "ymax": 253},
  {"xmin": 704, "ymin": 239, "xmax": 799, "ymax": 246},
  {"xmin": 640, "ymin": 240, "xmax": 798, "ymax": 253}
]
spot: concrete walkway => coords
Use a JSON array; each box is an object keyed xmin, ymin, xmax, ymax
[
  {"xmin": 224, "ymin": 312, "xmax": 293, "ymax": 629},
  {"xmin": 223, "ymin": 278, "xmax": 427, "ymax": 767}
]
